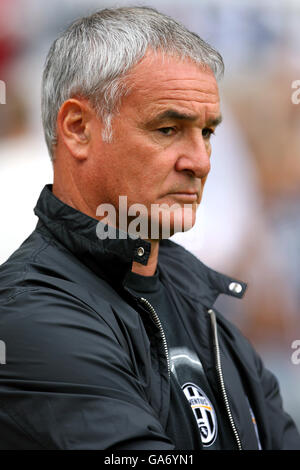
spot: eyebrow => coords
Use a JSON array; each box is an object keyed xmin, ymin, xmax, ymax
[{"xmin": 146, "ymin": 109, "xmax": 223, "ymax": 128}]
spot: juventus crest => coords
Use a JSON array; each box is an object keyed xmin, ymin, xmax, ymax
[{"xmin": 182, "ymin": 382, "xmax": 218, "ymax": 446}]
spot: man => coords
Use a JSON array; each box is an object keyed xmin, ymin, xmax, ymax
[{"xmin": 0, "ymin": 6, "xmax": 299, "ymax": 450}]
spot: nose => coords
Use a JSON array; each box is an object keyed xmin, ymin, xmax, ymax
[{"xmin": 175, "ymin": 134, "xmax": 211, "ymax": 179}]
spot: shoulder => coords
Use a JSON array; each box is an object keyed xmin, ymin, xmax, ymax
[
  {"xmin": 0, "ymin": 229, "xmax": 122, "ymax": 382},
  {"xmin": 0, "ymin": 284, "xmax": 136, "ymax": 393},
  {"xmin": 0, "ymin": 224, "xmax": 103, "ymax": 308}
]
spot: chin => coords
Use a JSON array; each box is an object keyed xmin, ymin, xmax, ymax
[{"xmin": 157, "ymin": 206, "xmax": 196, "ymax": 240}]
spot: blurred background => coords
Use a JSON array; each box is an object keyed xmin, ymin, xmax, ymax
[{"xmin": 0, "ymin": 0, "xmax": 299, "ymax": 433}]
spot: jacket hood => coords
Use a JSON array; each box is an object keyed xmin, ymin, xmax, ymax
[{"xmin": 34, "ymin": 184, "xmax": 247, "ymax": 305}]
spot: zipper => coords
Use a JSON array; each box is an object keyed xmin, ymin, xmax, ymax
[
  {"xmin": 139, "ymin": 297, "xmax": 171, "ymax": 379},
  {"xmin": 208, "ymin": 308, "xmax": 243, "ymax": 451}
]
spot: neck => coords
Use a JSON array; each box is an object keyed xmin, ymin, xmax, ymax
[{"xmin": 131, "ymin": 240, "xmax": 159, "ymax": 276}]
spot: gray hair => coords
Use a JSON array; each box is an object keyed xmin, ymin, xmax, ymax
[{"xmin": 41, "ymin": 6, "xmax": 224, "ymax": 161}]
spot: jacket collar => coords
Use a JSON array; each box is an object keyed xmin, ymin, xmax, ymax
[
  {"xmin": 158, "ymin": 239, "xmax": 247, "ymax": 308},
  {"xmin": 34, "ymin": 184, "xmax": 247, "ymax": 303},
  {"xmin": 34, "ymin": 185, "xmax": 151, "ymax": 286}
]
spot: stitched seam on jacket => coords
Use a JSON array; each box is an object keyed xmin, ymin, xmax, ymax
[{"xmin": 1, "ymin": 238, "xmax": 52, "ymax": 303}]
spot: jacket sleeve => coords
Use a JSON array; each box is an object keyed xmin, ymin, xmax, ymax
[
  {"xmin": 0, "ymin": 288, "xmax": 175, "ymax": 450},
  {"xmin": 254, "ymin": 349, "xmax": 300, "ymax": 450}
]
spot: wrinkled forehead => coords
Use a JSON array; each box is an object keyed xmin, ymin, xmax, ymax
[
  {"xmin": 120, "ymin": 51, "xmax": 220, "ymax": 121},
  {"xmin": 125, "ymin": 50, "xmax": 219, "ymax": 96}
]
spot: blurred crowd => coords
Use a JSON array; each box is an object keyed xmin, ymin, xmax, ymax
[{"xmin": 0, "ymin": 0, "xmax": 299, "ymax": 428}]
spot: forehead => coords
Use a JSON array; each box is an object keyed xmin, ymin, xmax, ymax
[{"xmin": 123, "ymin": 52, "xmax": 220, "ymax": 119}]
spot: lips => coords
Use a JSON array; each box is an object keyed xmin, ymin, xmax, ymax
[
  {"xmin": 167, "ymin": 192, "xmax": 198, "ymax": 202},
  {"xmin": 171, "ymin": 191, "xmax": 198, "ymax": 195}
]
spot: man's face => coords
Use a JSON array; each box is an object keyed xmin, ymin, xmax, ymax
[{"xmin": 87, "ymin": 52, "xmax": 221, "ymax": 238}]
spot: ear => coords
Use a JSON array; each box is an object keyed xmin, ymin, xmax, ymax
[{"xmin": 56, "ymin": 98, "xmax": 95, "ymax": 160}]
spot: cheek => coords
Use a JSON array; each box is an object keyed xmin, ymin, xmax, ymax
[
  {"xmin": 102, "ymin": 127, "xmax": 173, "ymax": 198},
  {"xmin": 120, "ymin": 141, "xmax": 167, "ymax": 184}
]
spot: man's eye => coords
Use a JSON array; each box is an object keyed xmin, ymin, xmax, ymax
[
  {"xmin": 157, "ymin": 127, "xmax": 176, "ymax": 136},
  {"xmin": 202, "ymin": 128, "xmax": 215, "ymax": 139}
]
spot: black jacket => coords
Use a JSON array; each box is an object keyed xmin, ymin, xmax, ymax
[{"xmin": 0, "ymin": 184, "xmax": 299, "ymax": 450}]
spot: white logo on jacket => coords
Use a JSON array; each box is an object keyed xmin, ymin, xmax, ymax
[{"xmin": 182, "ymin": 382, "xmax": 218, "ymax": 446}]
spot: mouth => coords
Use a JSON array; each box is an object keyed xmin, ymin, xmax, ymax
[{"xmin": 166, "ymin": 191, "xmax": 199, "ymax": 202}]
